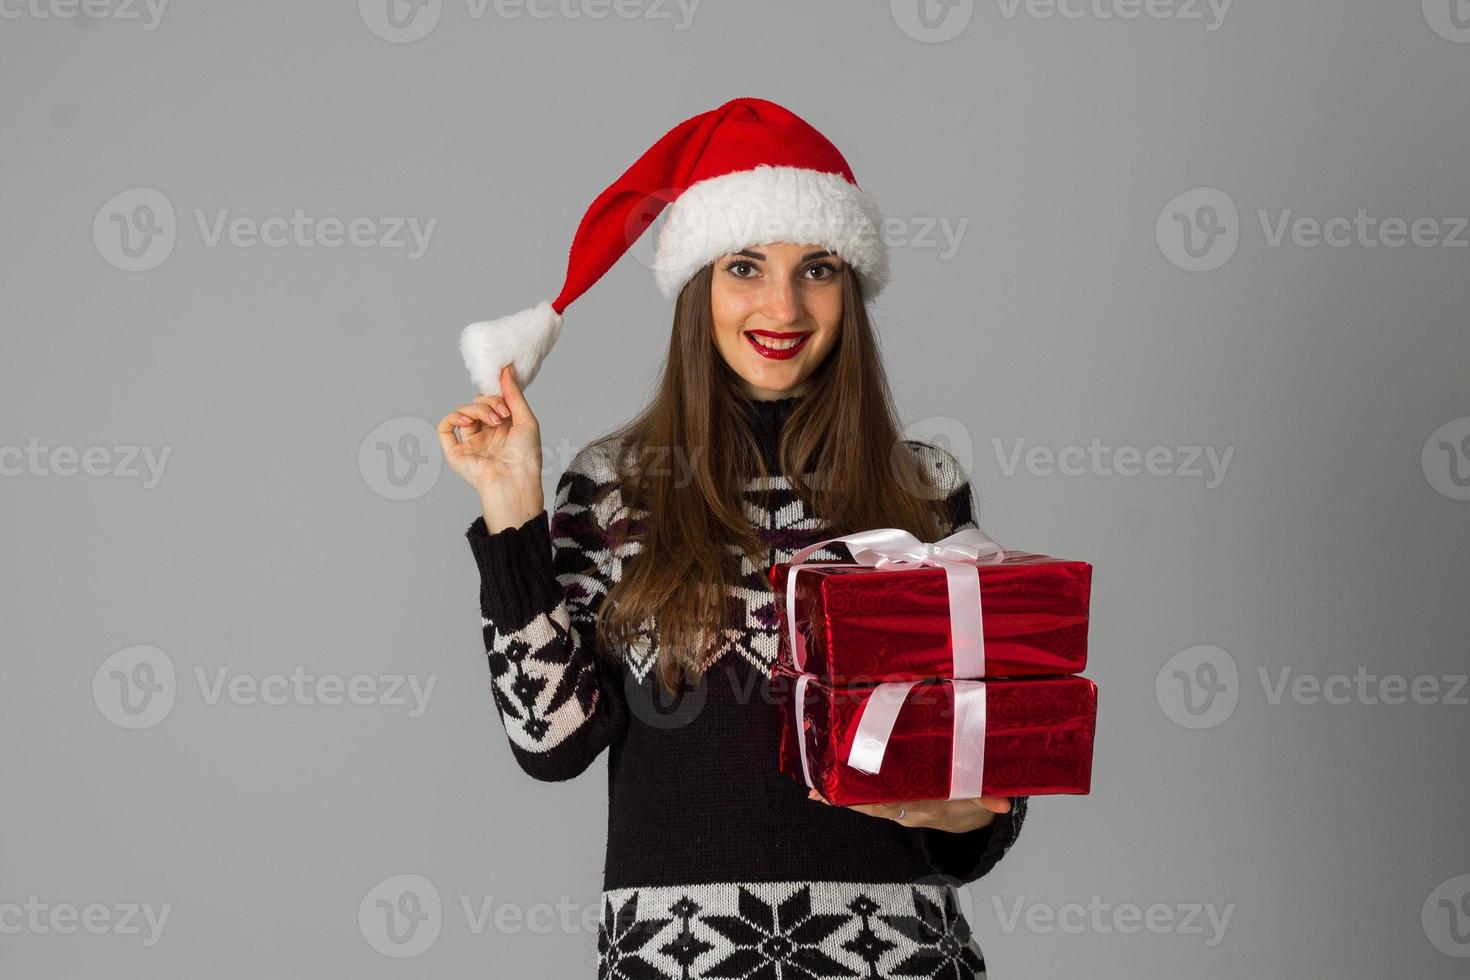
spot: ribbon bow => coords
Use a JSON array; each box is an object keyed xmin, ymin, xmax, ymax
[{"xmin": 852, "ymin": 527, "xmax": 1005, "ymax": 571}]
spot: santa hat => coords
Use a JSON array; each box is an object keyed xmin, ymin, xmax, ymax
[{"xmin": 460, "ymin": 97, "xmax": 890, "ymax": 395}]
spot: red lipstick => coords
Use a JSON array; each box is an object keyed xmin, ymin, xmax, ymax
[{"xmin": 745, "ymin": 329, "xmax": 812, "ymax": 360}]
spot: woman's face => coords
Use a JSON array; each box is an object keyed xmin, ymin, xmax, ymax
[{"xmin": 709, "ymin": 241, "xmax": 845, "ymax": 400}]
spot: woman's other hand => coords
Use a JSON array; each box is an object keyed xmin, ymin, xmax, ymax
[
  {"xmin": 807, "ymin": 788, "xmax": 1011, "ymax": 833},
  {"xmin": 437, "ymin": 363, "xmax": 545, "ymax": 531}
]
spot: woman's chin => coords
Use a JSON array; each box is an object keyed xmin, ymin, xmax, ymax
[{"xmin": 741, "ymin": 365, "xmax": 806, "ymax": 394}]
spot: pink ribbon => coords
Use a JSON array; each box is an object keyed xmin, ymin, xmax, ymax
[
  {"xmin": 793, "ymin": 674, "xmax": 989, "ymax": 800},
  {"xmin": 784, "ymin": 527, "xmax": 1006, "ymax": 678}
]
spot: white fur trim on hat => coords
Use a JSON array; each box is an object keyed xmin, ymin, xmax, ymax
[
  {"xmin": 652, "ymin": 164, "xmax": 890, "ymax": 301},
  {"xmin": 460, "ymin": 300, "xmax": 564, "ymax": 395}
]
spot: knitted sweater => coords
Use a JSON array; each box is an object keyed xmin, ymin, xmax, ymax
[{"xmin": 465, "ymin": 394, "xmax": 1028, "ymax": 980}]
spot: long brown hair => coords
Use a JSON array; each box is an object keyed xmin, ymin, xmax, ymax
[{"xmin": 587, "ymin": 261, "xmax": 953, "ymax": 694}]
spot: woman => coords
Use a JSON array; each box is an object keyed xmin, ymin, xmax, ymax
[{"xmin": 438, "ymin": 98, "xmax": 1027, "ymax": 979}]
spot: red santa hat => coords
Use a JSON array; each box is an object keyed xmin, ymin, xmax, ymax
[{"xmin": 460, "ymin": 97, "xmax": 891, "ymax": 395}]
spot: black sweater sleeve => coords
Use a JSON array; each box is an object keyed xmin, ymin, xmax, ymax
[
  {"xmin": 465, "ymin": 457, "xmax": 631, "ymax": 782},
  {"xmin": 917, "ymin": 797, "xmax": 1030, "ymax": 885},
  {"xmin": 914, "ymin": 449, "xmax": 1031, "ymax": 884}
]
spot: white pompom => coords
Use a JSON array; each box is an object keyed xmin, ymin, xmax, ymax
[{"xmin": 459, "ymin": 300, "xmax": 564, "ymax": 395}]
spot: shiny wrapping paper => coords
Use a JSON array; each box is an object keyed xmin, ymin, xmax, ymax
[
  {"xmin": 770, "ymin": 663, "xmax": 1097, "ymax": 804},
  {"xmin": 769, "ymin": 552, "xmax": 1092, "ymax": 683}
]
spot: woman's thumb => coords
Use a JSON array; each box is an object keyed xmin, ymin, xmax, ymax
[{"xmin": 500, "ymin": 363, "xmax": 534, "ymax": 419}]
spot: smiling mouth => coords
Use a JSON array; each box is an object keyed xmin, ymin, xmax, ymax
[{"xmin": 745, "ymin": 330, "xmax": 812, "ymax": 358}]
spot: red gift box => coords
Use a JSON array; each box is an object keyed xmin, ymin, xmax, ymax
[
  {"xmin": 769, "ymin": 551, "xmax": 1092, "ymax": 683},
  {"xmin": 770, "ymin": 663, "xmax": 1097, "ymax": 804}
]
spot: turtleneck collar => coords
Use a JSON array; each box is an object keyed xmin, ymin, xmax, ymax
[{"xmin": 740, "ymin": 393, "xmax": 805, "ymax": 467}]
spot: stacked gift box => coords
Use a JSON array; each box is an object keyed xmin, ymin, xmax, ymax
[{"xmin": 768, "ymin": 530, "xmax": 1098, "ymax": 805}]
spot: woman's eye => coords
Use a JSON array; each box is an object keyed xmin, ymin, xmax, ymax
[{"xmin": 723, "ymin": 259, "xmax": 840, "ymax": 280}]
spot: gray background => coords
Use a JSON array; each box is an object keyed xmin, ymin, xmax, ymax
[{"xmin": 3, "ymin": 1, "xmax": 1469, "ymax": 976}]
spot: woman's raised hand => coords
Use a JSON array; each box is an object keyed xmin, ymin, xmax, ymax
[{"xmin": 437, "ymin": 363, "xmax": 546, "ymax": 531}]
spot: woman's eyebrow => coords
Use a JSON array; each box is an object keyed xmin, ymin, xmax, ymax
[{"xmin": 734, "ymin": 249, "xmax": 835, "ymax": 262}]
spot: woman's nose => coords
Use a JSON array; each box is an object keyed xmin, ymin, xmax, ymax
[{"xmin": 760, "ymin": 276, "xmax": 803, "ymax": 326}]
